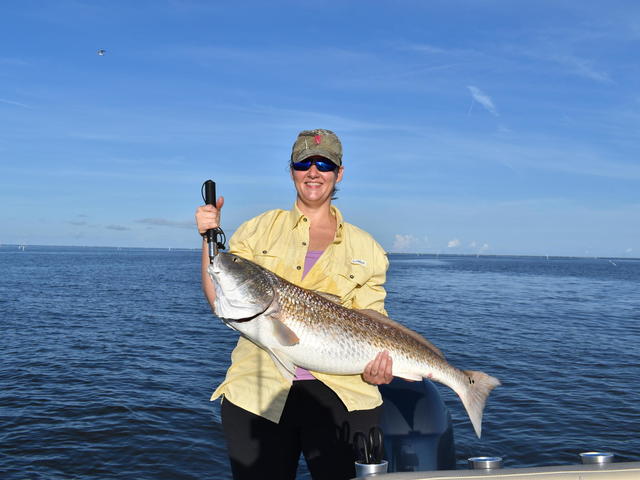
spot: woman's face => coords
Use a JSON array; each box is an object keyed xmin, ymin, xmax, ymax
[{"xmin": 291, "ymin": 157, "xmax": 344, "ymax": 206}]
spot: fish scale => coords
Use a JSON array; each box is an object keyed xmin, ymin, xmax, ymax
[{"xmin": 274, "ymin": 277, "xmax": 446, "ymax": 376}]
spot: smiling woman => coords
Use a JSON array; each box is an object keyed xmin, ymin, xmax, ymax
[{"xmin": 195, "ymin": 128, "xmax": 394, "ymax": 480}]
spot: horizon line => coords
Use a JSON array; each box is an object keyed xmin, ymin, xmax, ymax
[{"xmin": 1, "ymin": 243, "xmax": 637, "ymax": 261}]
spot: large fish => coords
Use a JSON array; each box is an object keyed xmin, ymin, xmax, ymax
[{"xmin": 209, "ymin": 252, "xmax": 500, "ymax": 438}]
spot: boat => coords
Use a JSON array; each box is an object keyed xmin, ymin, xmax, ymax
[
  {"xmin": 358, "ymin": 461, "xmax": 640, "ymax": 479},
  {"xmin": 377, "ymin": 379, "xmax": 639, "ymax": 479}
]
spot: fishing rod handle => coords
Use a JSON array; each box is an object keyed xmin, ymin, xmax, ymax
[
  {"xmin": 203, "ymin": 180, "xmax": 217, "ymax": 259},
  {"xmin": 204, "ymin": 180, "xmax": 216, "ymax": 207}
]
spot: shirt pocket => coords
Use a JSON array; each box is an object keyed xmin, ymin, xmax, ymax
[
  {"xmin": 333, "ymin": 266, "xmax": 371, "ymax": 307},
  {"xmin": 252, "ymin": 251, "xmax": 281, "ymax": 273}
]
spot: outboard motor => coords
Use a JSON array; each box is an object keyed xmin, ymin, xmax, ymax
[{"xmin": 379, "ymin": 378, "xmax": 456, "ymax": 472}]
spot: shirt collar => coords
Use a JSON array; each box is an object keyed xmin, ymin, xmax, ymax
[{"xmin": 287, "ymin": 203, "xmax": 344, "ymax": 237}]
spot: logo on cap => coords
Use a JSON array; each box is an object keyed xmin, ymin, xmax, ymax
[{"xmin": 314, "ymin": 135, "xmax": 322, "ymax": 145}]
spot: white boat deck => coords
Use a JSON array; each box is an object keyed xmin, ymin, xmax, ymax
[{"xmin": 355, "ymin": 461, "xmax": 640, "ymax": 480}]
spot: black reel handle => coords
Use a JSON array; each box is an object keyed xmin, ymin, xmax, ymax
[{"xmin": 201, "ymin": 180, "xmax": 226, "ymax": 261}]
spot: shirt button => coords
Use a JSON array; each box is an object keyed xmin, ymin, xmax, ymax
[
  {"xmin": 303, "ymin": 218, "xmax": 308, "ymax": 222},
  {"xmin": 296, "ymin": 266, "xmax": 302, "ymax": 270},
  {"xmin": 262, "ymin": 250, "xmax": 267, "ymax": 254},
  {"xmin": 302, "ymin": 242, "xmax": 307, "ymax": 246},
  {"xmin": 350, "ymin": 274, "xmax": 354, "ymax": 279}
]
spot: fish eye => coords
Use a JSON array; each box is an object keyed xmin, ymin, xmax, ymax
[{"xmin": 232, "ymin": 257, "xmax": 239, "ymax": 262}]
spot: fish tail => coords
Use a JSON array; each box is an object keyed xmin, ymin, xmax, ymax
[{"xmin": 457, "ymin": 370, "xmax": 501, "ymax": 439}]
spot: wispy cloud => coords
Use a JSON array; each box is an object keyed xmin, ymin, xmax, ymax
[
  {"xmin": 467, "ymin": 86, "xmax": 498, "ymax": 116},
  {"xmin": 501, "ymin": 30, "xmax": 614, "ymax": 84},
  {"xmin": 536, "ymin": 52, "xmax": 612, "ymax": 84},
  {"xmin": 136, "ymin": 218, "xmax": 193, "ymax": 229},
  {"xmin": 0, "ymin": 98, "xmax": 31, "ymax": 109},
  {"xmin": 0, "ymin": 57, "xmax": 30, "ymax": 67},
  {"xmin": 106, "ymin": 224, "xmax": 130, "ymax": 231},
  {"xmin": 559, "ymin": 55, "xmax": 611, "ymax": 83},
  {"xmin": 406, "ymin": 43, "xmax": 449, "ymax": 55},
  {"xmin": 162, "ymin": 44, "xmax": 375, "ymax": 71},
  {"xmin": 400, "ymin": 41, "xmax": 481, "ymax": 59}
]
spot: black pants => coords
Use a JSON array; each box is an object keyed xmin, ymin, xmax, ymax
[{"xmin": 221, "ymin": 380, "xmax": 381, "ymax": 480}]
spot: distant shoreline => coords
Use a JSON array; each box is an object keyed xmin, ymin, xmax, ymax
[{"xmin": 1, "ymin": 244, "xmax": 637, "ymax": 261}]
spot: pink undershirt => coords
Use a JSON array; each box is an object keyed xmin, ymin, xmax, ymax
[{"xmin": 293, "ymin": 250, "xmax": 324, "ymax": 381}]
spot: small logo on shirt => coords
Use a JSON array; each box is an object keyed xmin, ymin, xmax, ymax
[{"xmin": 351, "ymin": 259, "xmax": 366, "ymax": 266}]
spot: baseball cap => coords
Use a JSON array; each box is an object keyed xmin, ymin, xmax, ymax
[{"xmin": 291, "ymin": 129, "xmax": 343, "ymax": 167}]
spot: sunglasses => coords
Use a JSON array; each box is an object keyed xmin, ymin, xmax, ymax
[{"xmin": 291, "ymin": 157, "xmax": 339, "ymax": 172}]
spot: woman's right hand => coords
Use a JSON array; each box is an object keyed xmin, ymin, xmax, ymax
[{"xmin": 195, "ymin": 197, "xmax": 224, "ymax": 236}]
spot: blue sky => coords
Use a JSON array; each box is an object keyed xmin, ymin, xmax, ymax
[{"xmin": 1, "ymin": 1, "xmax": 639, "ymax": 257}]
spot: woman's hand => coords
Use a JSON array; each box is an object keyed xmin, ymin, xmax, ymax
[
  {"xmin": 195, "ymin": 197, "xmax": 224, "ymax": 236},
  {"xmin": 362, "ymin": 350, "xmax": 393, "ymax": 385}
]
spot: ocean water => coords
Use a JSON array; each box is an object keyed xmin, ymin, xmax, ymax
[{"xmin": 1, "ymin": 246, "xmax": 639, "ymax": 479}]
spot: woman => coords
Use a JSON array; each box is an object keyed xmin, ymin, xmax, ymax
[{"xmin": 195, "ymin": 129, "xmax": 393, "ymax": 480}]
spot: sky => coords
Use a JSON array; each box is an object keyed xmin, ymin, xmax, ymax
[{"xmin": 1, "ymin": 1, "xmax": 639, "ymax": 257}]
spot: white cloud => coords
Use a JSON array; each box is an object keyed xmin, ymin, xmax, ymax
[
  {"xmin": 467, "ymin": 86, "xmax": 499, "ymax": 116},
  {"xmin": 392, "ymin": 234, "xmax": 419, "ymax": 252},
  {"xmin": 447, "ymin": 238, "xmax": 461, "ymax": 248}
]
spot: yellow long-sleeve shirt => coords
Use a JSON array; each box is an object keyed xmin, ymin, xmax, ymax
[{"xmin": 211, "ymin": 203, "xmax": 389, "ymax": 423}]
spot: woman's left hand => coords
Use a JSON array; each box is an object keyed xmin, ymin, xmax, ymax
[{"xmin": 362, "ymin": 350, "xmax": 393, "ymax": 385}]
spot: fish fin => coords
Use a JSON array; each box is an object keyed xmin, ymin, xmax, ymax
[
  {"xmin": 394, "ymin": 372, "xmax": 423, "ymax": 382},
  {"xmin": 314, "ymin": 291, "xmax": 342, "ymax": 304},
  {"xmin": 267, "ymin": 349, "xmax": 296, "ymax": 383},
  {"xmin": 457, "ymin": 370, "xmax": 501, "ymax": 438},
  {"xmin": 357, "ymin": 309, "xmax": 446, "ymax": 359},
  {"xmin": 268, "ymin": 316, "xmax": 300, "ymax": 346}
]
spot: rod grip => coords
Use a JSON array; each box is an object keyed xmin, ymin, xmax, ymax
[
  {"xmin": 203, "ymin": 180, "xmax": 217, "ymax": 260},
  {"xmin": 204, "ymin": 180, "xmax": 216, "ymax": 206}
]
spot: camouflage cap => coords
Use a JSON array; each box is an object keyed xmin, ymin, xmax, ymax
[{"xmin": 291, "ymin": 129, "xmax": 343, "ymax": 167}]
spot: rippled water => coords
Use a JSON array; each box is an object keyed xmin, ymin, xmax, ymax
[{"xmin": 1, "ymin": 247, "xmax": 639, "ymax": 479}]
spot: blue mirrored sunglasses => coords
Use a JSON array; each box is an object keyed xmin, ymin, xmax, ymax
[{"xmin": 291, "ymin": 157, "xmax": 338, "ymax": 172}]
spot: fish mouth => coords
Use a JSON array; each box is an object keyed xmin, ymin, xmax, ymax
[
  {"xmin": 210, "ymin": 253, "xmax": 226, "ymax": 272},
  {"xmin": 207, "ymin": 263, "xmax": 221, "ymax": 276}
]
